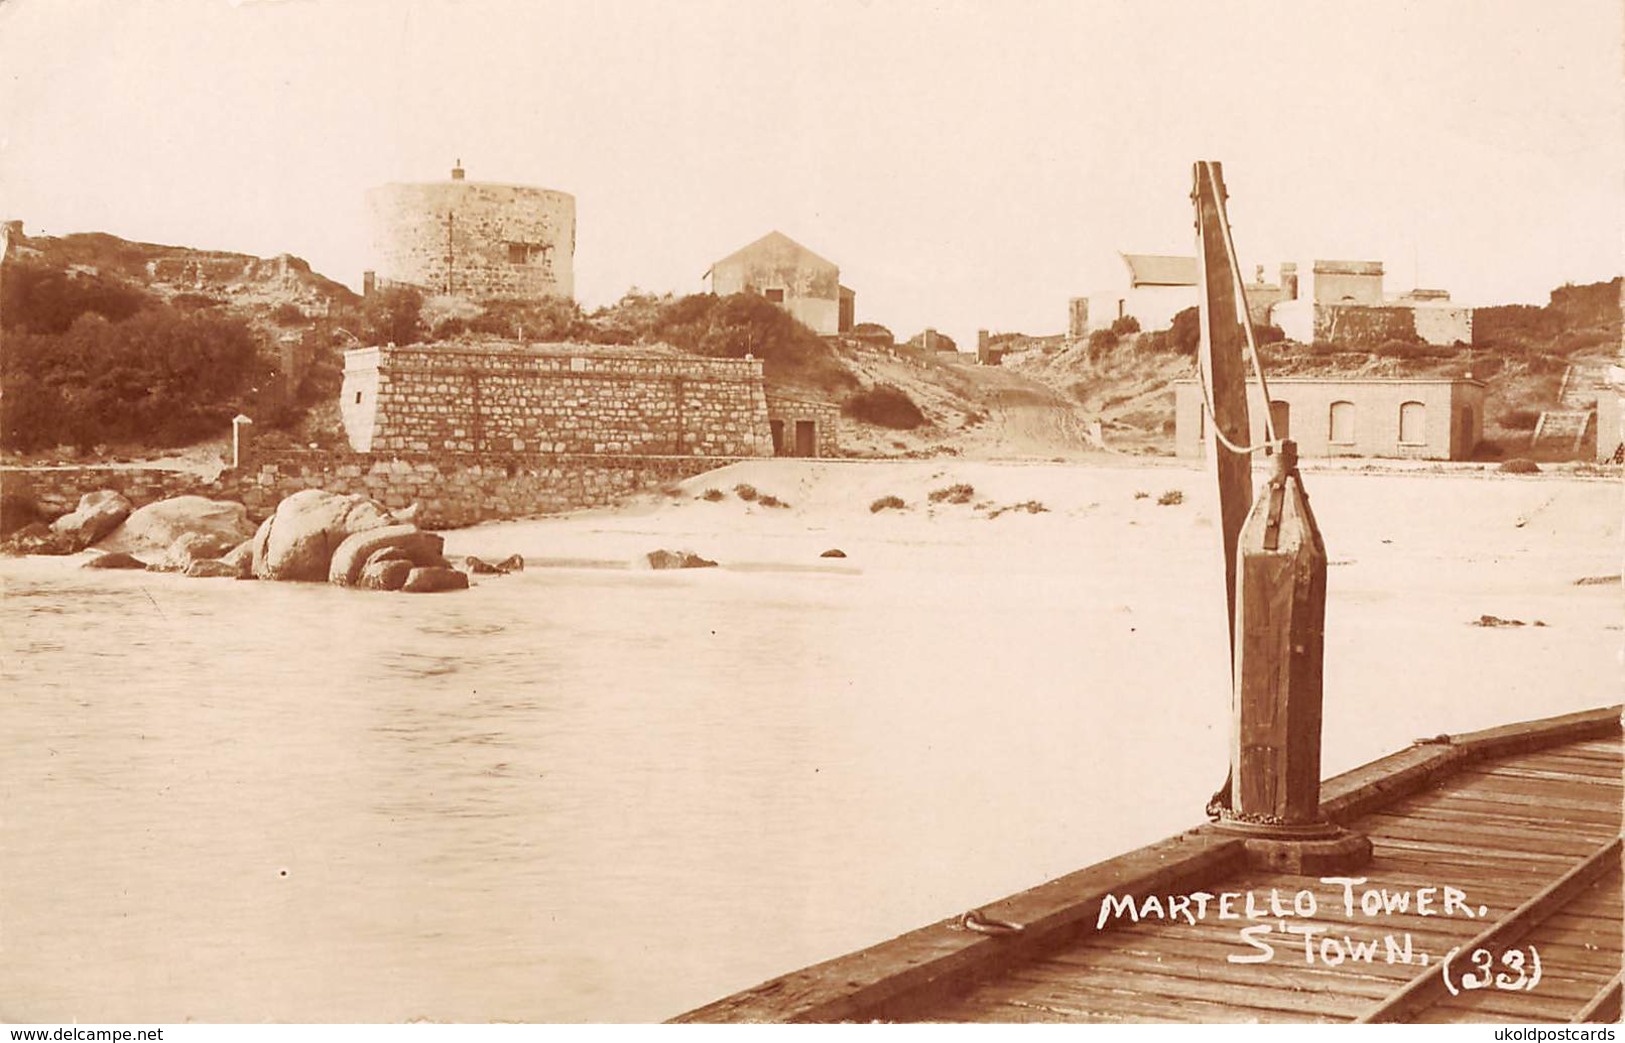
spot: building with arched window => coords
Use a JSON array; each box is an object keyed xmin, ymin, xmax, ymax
[{"xmin": 1173, "ymin": 377, "xmax": 1484, "ymax": 460}]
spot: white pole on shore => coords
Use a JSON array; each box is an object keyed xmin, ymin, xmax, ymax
[{"xmin": 231, "ymin": 414, "xmax": 253, "ymax": 469}]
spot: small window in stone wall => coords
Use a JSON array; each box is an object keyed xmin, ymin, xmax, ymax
[
  {"xmin": 355, "ymin": 391, "xmax": 363, "ymax": 405},
  {"xmin": 508, "ymin": 242, "xmax": 530, "ymax": 264}
]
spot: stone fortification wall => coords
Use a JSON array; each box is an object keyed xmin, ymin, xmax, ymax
[
  {"xmin": 5, "ymin": 450, "xmax": 735, "ymax": 531},
  {"xmin": 341, "ymin": 344, "xmax": 774, "ymax": 459},
  {"xmin": 367, "ymin": 179, "xmax": 575, "ymax": 300},
  {"xmin": 6, "ymin": 466, "xmax": 218, "ymax": 522},
  {"xmin": 1309, "ymin": 303, "xmax": 1472, "ymax": 349},
  {"xmin": 1313, "ymin": 304, "xmax": 1418, "ymax": 347}
]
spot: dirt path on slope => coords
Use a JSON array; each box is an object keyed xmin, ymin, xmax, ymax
[{"xmin": 955, "ymin": 367, "xmax": 1103, "ymax": 460}]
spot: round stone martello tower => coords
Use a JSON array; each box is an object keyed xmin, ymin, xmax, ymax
[{"xmin": 365, "ymin": 162, "xmax": 576, "ymax": 300}]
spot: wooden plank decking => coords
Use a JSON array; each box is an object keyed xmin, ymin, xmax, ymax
[{"xmin": 676, "ymin": 706, "xmax": 1623, "ymax": 1024}]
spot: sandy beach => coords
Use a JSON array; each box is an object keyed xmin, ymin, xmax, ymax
[{"xmin": 449, "ymin": 455, "xmax": 1621, "ymax": 768}]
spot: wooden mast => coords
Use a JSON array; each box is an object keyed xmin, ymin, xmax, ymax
[{"xmin": 1191, "ymin": 161, "xmax": 1252, "ymax": 660}]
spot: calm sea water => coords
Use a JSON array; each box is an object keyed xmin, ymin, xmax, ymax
[{"xmin": 2, "ymin": 475, "xmax": 1614, "ymax": 1022}]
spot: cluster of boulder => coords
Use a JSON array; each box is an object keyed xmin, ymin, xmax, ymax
[{"xmin": 3, "ymin": 488, "xmax": 521, "ymax": 593}]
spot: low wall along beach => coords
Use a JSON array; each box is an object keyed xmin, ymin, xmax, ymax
[{"xmin": 5, "ymin": 449, "xmax": 737, "ymax": 530}]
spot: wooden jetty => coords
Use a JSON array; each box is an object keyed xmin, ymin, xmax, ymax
[
  {"xmin": 676, "ymin": 162, "xmax": 1623, "ymax": 1023},
  {"xmin": 675, "ymin": 706, "xmax": 1623, "ymax": 1024}
]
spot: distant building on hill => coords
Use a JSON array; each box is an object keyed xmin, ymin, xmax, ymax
[
  {"xmin": 1089, "ymin": 253, "xmax": 1199, "ymax": 334},
  {"xmin": 1172, "ymin": 376, "xmax": 1484, "ymax": 460},
  {"xmin": 366, "ymin": 162, "xmax": 576, "ymax": 302},
  {"xmin": 1270, "ymin": 260, "xmax": 1472, "ymax": 347},
  {"xmin": 705, "ymin": 231, "xmax": 854, "ymax": 336},
  {"xmin": 1080, "ymin": 255, "xmax": 1289, "ymax": 334},
  {"xmin": 1079, "ymin": 253, "xmax": 1471, "ymax": 348}
]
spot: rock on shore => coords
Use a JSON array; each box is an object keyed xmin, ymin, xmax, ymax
[
  {"xmin": 51, "ymin": 491, "xmax": 132, "ymax": 551},
  {"xmin": 328, "ymin": 525, "xmax": 447, "ymax": 586},
  {"xmin": 251, "ymin": 489, "xmax": 396, "ymax": 582},
  {"xmin": 97, "ymin": 496, "xmax": 254, "ymax": 558}
]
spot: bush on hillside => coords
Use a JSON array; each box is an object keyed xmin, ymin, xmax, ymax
[
  {"xmin": 470, "ymin": 296, "xmax": 590, "ymax": 342},
  {"xmin": 849, "ymin": 322, "xmax": 895, "ymax": 347},
  {"xmin": 1086, "ymin": 328, "xmax": 1119, "ymax": 355},
  {"xmin": 581, "ymin": 291, "xmax": 663, "ymax": 344},
  {"xmin": 1, "ymin": 308, "xmax": 259, "ymax": 451},
  {"xmin": 362, "ymin": 286, "xmax": 425, "ymax": 346},
  {"xmin": 1110, "ymin": 314, "xmax": 1141, "ymax": 337},
  {"xmin": 1, "ymin": 261, "xmax": 153, "ymax": 334},
  {"xmin": 1168, "ymin": 307, "xmax": 1201, "ymax": 355},
  {"xmin": 843, "ymin": 384, "xmax": 925, "ymax": 429},
  {"xmin": 652, "ymin": 293, "xmax": 855, "ymax": 391},
  {"xmin": 171, "ymin": 292, "xmax": 225, "ymax": 311}
]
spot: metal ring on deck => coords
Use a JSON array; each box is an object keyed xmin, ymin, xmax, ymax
[{"xmin": 957, "ymin": 909, "xmax": 1026, "ymax": 936}]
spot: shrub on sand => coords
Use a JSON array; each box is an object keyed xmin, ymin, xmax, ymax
[{"xmin": 928, "ymin": 483, "xmax": 976, "ymax": 504}]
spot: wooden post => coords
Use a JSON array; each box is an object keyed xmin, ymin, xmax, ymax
[
  {"xmin": 1233, "ymin": 440, "xmax": 1326, "ymax": 823},
  {"xmin": 1222, "ymin": 439, "xmax": 1370, "ymax": 872}
]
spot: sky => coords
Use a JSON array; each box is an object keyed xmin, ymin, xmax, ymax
[{"xmin": 2, "ymin": 0, "xmax": 1621, "ymax": 350}]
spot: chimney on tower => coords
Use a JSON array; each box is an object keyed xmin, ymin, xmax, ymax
[{"xmin": 451, "ymin": 160, "xmax": 465, "ymax": 181}]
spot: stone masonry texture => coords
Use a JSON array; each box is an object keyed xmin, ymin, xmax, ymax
[
  {"xmin": 6, "ymin": 450, "xmax": 737, "ymax": 531},
  {"xmin": 341, "ymin": 344, "xmax": 774, "ymax": 459}
]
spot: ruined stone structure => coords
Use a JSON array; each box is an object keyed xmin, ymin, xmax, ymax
[
  {"xmin": 1173, "ymin": 377, "xmax": 1484, "ymax": 460},
  {"xmin": 367, "ymin": 163, "xmax": 575, "ymax": 301},
  {"xmin": 707, "ymin": 231, "xmax": 854, "ymax": 336},
  {"xmin": 1270, "ymin": 261, "xmax": 1473, "ymax": 347},
  {"xmin": 976, "ymin": 329, "xmax": 1005, "ymax": 366},
  {"xmin": 341, "ymin": 343, "xmax": 773, "ymax": 458},
  {"xmin": 1311, "ymin": 259, "xmax": 1385, "ymax": 304},
  {"xmin": 764, "ymin": 393, "xmax": 840, "ymax": 458},
  {"xmin": 1067, "ymin": 297, "xmax": 1090, "ymax": 340}
]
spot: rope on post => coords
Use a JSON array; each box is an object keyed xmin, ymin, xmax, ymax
[{"xmin": 1195, "ymin": 158, "xmax": 1280, "ymax": 455}]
